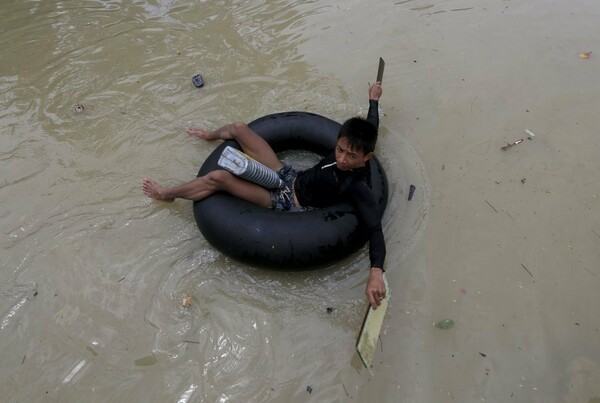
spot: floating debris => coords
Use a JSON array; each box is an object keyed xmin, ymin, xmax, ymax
[
  {"xmin": 182, "ymin": 295, "xmax": 192, "ymax": 307},
  {"xmin": 524, "ymin": 129, "xmax": 536, "ymax": 139},
  {"xmin": 434, "ymin": 319, "xmax": 455, "ymax": 329},
  {"xmin": 306, "ymin": 386, "xmax": 313, "ymax": 394},
  {"xmin": 192, "ymin": 74, "xmax": 204, "ymax": 88},
  {"xmin": 579, "ymin": 51, "xmax": 592, "ymax": 59},
  {"xmin": 485, "ymin": 200, "xmax": 498, "ymax": 213},
  {"xmin": 501, "ymin": 138, "xmax": 524, "ymax": 151},
  {"xmin": 326, "ymin": 307, "xmax": 334, "ymax": 314},
  {"xmin": 521, "ymin": 263, "xmax": 534, "ymax": 278},
  {"xmin": 63, "ymin": 359, "xmax": 87, "ymax": 382},
  {"xmin": 408, "ymin": 184, "xmax": 416, "ymax": 201}
]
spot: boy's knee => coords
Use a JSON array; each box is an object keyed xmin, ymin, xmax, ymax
[
  {"xmin": 231, "ymin": 122, "xmax": 248, "ymax": 133},
  {"xmin": 207, "ymin": 170, "xmax": 233, "ymax": 187}
]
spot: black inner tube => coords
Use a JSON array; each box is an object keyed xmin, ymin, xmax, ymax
[{"xmin": 193, "ymin": 111, "xmax": 388, "ymax": 270}]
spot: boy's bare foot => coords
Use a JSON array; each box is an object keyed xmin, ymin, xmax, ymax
[{"xmin": 142, "ymin": 178, "xmax": 174, "ymax": 202}]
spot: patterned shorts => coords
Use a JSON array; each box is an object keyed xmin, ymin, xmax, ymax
[{"xmin": 269, "ymin": 164, "xmax": 299, "ymax": 212}]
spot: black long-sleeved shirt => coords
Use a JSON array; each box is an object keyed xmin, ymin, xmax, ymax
[{"xmin": 293, "ymin": 100, "xmax": 385, "ymax": 269}]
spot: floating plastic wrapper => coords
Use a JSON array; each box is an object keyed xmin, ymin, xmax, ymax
[{"xmin": 218, "ymin": 146, "xmax": 284, "ymax": 189}]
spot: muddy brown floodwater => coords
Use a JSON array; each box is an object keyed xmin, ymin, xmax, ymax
[{"xmin": 1, "ymin": 0, "xmax": 599, "ymax": 402}]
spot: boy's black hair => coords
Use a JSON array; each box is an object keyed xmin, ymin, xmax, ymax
[{"xmin": 338, "ymin": 117, "xmax": 378, "ymax": 154}]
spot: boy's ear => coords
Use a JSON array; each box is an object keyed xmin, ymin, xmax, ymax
[{"xmin": 363, "ymin": 151, "xmax": 374, "ymax": 162}]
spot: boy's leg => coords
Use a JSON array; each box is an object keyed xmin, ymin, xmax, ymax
[
  {"xmin": 187, "ymin": 122, "xmax": 282, "ymax": 171},
  {"xmin": 142, "ymin": 170, "xmax": 272, "ymax": 207}
]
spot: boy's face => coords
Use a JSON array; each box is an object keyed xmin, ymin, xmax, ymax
[{"xmin": 335, "ymin": 137, "xmax": 373, "ymax": 171}]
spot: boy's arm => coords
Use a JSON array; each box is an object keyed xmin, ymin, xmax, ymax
[
  {"xmin": 348, "ymin": 180, "xmax": 387, "ymax": 308},
  {"xmin": 366, "ymin": 82, "xmax": 382, "ymax": 128}
]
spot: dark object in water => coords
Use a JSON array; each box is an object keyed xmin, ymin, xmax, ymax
[
  {"xmin": 435, "ymin": 319, "xmax": 455, "ymax": 329},
  {"xmin": 408, "ymin": 184, "xmax": 416, "ymax": 201},
  {"xmin": 192, "ymin": 74, "xmax": 204, "ymax": 88},
  {"xmin": 326, "ymin": 307, "xmax": 334, "ymax": 314},
  {"xmin": 501, "ymin": 138, "xmax": 523, "ymax": 151},
  {"xmin": 376, "ymin": 57, "xmax": 385, "ymax": 83}
]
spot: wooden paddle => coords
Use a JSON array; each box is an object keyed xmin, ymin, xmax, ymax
[{"xmin": 356, "ymin": 274, "xmax": 390, "ymax": 368}]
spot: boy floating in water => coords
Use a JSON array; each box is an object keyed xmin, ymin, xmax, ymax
[{"xmin": 143, "ymin": 82, "xmax": 386, "ymax": 308}]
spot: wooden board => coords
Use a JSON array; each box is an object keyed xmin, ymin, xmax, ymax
[{"xmin": 356, "ymin": 275, "xmax": 389, "ymax": 368}]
